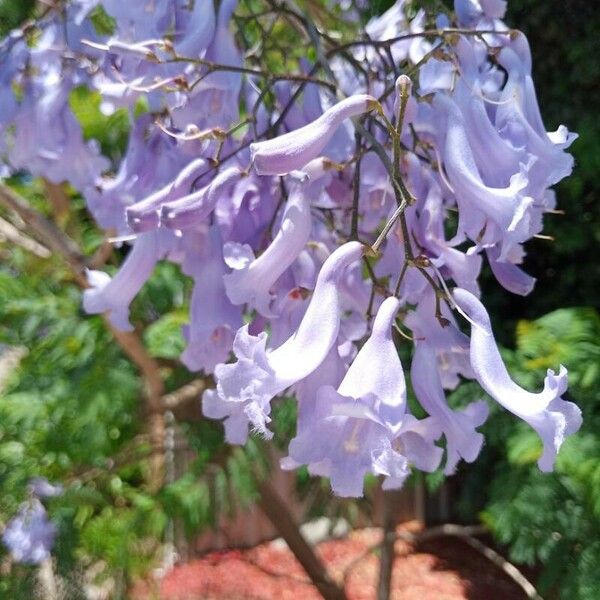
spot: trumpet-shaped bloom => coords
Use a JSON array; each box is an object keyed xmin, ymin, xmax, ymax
[
  {"xmin": 453, "ymin": 288, "xmax": 582, "ymax": 471},
  {"xmin": 86, "ymin": 115, "xmax": 187, "ymax": 234},
  {"xmin": 405, "ymin": 288, "xmax": 474, "ymax": 389},
  {"xmin": 161, "ymin": 167, "xmax": 242, "ymax": 230},
  {"xmin": 202, "ymin": 241, "xmax": 365, "ymax": 443},
  {"xmin": 250, "ymin": 95, "xmax": 378, "ymax": 175},
  {"xmin": 180, "ymin": 226, "xmax": 241, "ymax": 373},
  {"xmin": 434, "ymin": 94, "xmax": 533, "ymax": 257},
  {"xmin": 496, "ymin": 47, "xmax": 576, "ymax": 193},
  {"xmin": 10, "ymin": 82, "xmax": 108, "ymax": 191},
  {"xmin": 174, "ymin": 0, "xmax": 216, "ymax": 57},
  {"xmin": 223, "ymin": 178, "xmax": 313, "ymax": 316},
  {"xmin": 170, "ymin": 0, "xmax": 241, "ymax": 130},
  {"xmin": 285, "ymin": 297, "xmax": 443, "ymax": 496},
  {"xmin": 83, "ymin": 231, "xmax": 172, "ymax": 331},
  {"xmin": 28, "ymin": 478, "xmax": 63, "ymax": 499},
  {"xmin": 417, "ymin": 176, "xmax": 482, "ymax": 295},
  {"xmin": 486, "ymin": 245, "xmax": 536, "ymax": 296},
  {"xmin": 412, "ymin": 342, "xmax": 488, "ymax": 474},
  {"xmin": 126, "ymin": 158, "xmax": 208, "ymax": 232}
]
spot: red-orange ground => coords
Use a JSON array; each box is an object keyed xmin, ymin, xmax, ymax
[{"xmin": 134, "ymin": 526, "xmax": 527, "ymax": 600}]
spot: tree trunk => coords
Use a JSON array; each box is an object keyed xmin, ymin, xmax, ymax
[
  {"xmin": 256, "ymin": 477, "xmax": 347, "ymax": 600},
  {"xmin": 377, "ymin": 488, "xmax": 401, "ymax": 600}
]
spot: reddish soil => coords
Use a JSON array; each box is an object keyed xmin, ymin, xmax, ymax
[{"xmin": 134, "ymin": 525, "xmax": 527, "ymax": 600}]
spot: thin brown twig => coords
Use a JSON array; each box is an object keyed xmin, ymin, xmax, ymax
[
  {"xmin": 165, "ymin": 54, "xmax": 336, "ymax": 92},
  {"xmin": 161, "ymin": 379, "xmax": 207, "ymax": 411},
  {"xmin": 343, "ymin": 523, "xmax": 542, "ymax": 600},
  {"xmin": 0, "ymin": 215, "xmax": 50, "ymax": 257},
  {"xmin": 327, "ymin": 28, "xmax": 514, "ymax": 55}
]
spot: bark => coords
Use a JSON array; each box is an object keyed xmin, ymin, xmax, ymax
[
  {"xmin": 377, "ymin": 489, "xmax": 398, "ymax": 600},
  {"xmin": 256, "ymin": 477, "xmax": 347, "ymax": 600}
]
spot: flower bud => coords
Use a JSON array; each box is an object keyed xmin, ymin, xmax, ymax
[{"xmin": 395, "ymin": 74, "xmax": 412, "ymax": 97}]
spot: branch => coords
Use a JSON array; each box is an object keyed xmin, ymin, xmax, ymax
[
  {"xmin": 161, "ymin": 378, "xmax": 207, "ymax": 411},
  {"xmin": 343, "ymin": 523, "xmax": 542, "ymax": 600},
  {"xmin": 0, "ymin": 183, "xmax": 88, "ymax": 286},
  {"xmin": 0, "ymin": 215, "xmax": 50, "ymax": 257},
  {"xmin": 164, "ymin": 54, "xmax": 336, "ymax": 92},
  {"xmin": 42, "ymin": 179, "xmax": 70, "ymax": 224},
  {"xmin": 376, "ymin": 489, "xmax": 400, "ymax": 600},
  {"xmin": 327, "ymin": 28, "xmax": 513, "ymax": 56}
]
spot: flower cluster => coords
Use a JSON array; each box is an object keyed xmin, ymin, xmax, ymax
[{"xmin": 0, "ymin": 0, "xmax": 581, "ymax": 497}]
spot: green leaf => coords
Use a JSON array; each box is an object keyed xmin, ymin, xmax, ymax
[
  {"xmin": 143, "ymin": 310, "xmax": 187, "ymax": 359},
  {"xmin": 506, "ymin": 428, "xmax": 542, "ymax": 466},
  {"xmin": 68, "ymin": 86, "xmax": 129, "ymax": 159},
  {"xmin": 88, "ymin": 5, "xmax": 117, "ymax": 37}
]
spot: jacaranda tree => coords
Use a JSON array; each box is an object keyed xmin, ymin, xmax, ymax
[{"xmin": 0, "ymin": 1, "xmax": 586, "ymax": 598}]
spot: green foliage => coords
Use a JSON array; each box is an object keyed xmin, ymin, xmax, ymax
[
  {"xmin": 88, "ymin": 5, "xmax": 117, "ymax": 37},
  {"xmin": 144, "ymin": 310, "xmax": 188, "ymax": 359},
  {"xmin": 456, "ymin": 308, "xmax": 600, "ymax": 599},
  {"xmin": 0, "ymin": 0, "xmax": 35, "ymax": 36},
  {"xmin": 69, "ymin": 86, "xmax": 131, "ymax": 162}
]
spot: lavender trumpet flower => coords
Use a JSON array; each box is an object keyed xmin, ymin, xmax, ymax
[
  {"xmin": 83, "ymin": 232, "xmax": 172, "ymax": 331},
  {"xmin": 161, "ymin": 166, "xmax": 242, "ymax": 230},
  {"xmin": 411, "ymin": 342, "xmax": 488, "ymax": 474},
  {"xmin": 250, "ymin": 95, "xmax": 379, "ymax": 175},
  {"xmin": 180, "ymin": 225, "xmax": 241, "ymax": 373},
  {"xmin": 202, "ymin": 241, "xmax": 364, "ymax": 443},
  {"xmin": 285, "ymin": 297, "xmax": 442, "ymax": 496},
  {"xmin": 126, "ymin": 158, "xmax": 208, "ymax": 232},
  {"xmin": 223, "ymin": 171, "xmax": 316, "ymax": 316},
  {"xmin": 453, "ymin": 288, "xmax": 582, "ymax": 471}
]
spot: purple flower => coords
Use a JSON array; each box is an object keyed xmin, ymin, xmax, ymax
[
  {"xmin": 169, "ymin": 0, "xmax": 241, "ymax": 130},
  {"xmin": 94, "ymin": 0, "xmax": 173, "ymax": 41},
  {"xmin": 412, "ymin": 342, "xmax": 488, "ymax": 474},
  {"xmin": 434, "ymin": 93, "xmax": 533, "ymax": 258},
  {"xmin": 223, "ymin": 175, "xmax": 314, "ymax": 316},
  {"xmin": 202, "ymin": 241, "xmax": 365, "ymax": 443},
  {"xmin": 405, "ymin": 288, "xmax": 474, "ymax": 390},
  {"xmin": 284, "ymin": 297, "xmax": 442, "ymax": 496},
  {"xmin": 126, "ymin": 158, "xmax": 208, "ymax": 232},
  {"xmin": 416, "ymin": 175, "xmax": 482, "ymax": 295},
  {"xmin": 180, "ymin": 225, "xmax": 241, "ymax": 373},
  {"xmin": 2, "ymin": 500, "xmax": 57, "ymax": 565},
  {"xmin": 83, "ymin": 231, "xmax": 175, "ymax": 331},
  {"xmin": 10, "ymin": 81, "xmax": 109, "ymax": 191},
  {"xmin": 161, "ymin": 167, "xmax": 242, "ymax": 230},
  {"xmin": 454, "ymin": 0, "xmax": 506, "ymax": 25},
  {"xmin": 86, "ymin": 115, "xmax": 187, "ymax": 234},
  {"xmin": 453, "ymin": 288, "xmax": 582, "ymax": 471},
  {"xmin": 174, "ymin": 0, "xmax": 216, "ymax": 58},
  {"xmin": 250, "ymin": 95, "xmax": 378, "ymax": 176},
  {"xmin": 486, "ymin": 245, "xmax": 536, "ymax": 296},
  {"xmin": 495, "ymin": 47, "xmax": 576, "ymax": 192},
  {"xmin": 28, "ymin": 478, "xmax": 63, "ymax": 499}
]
